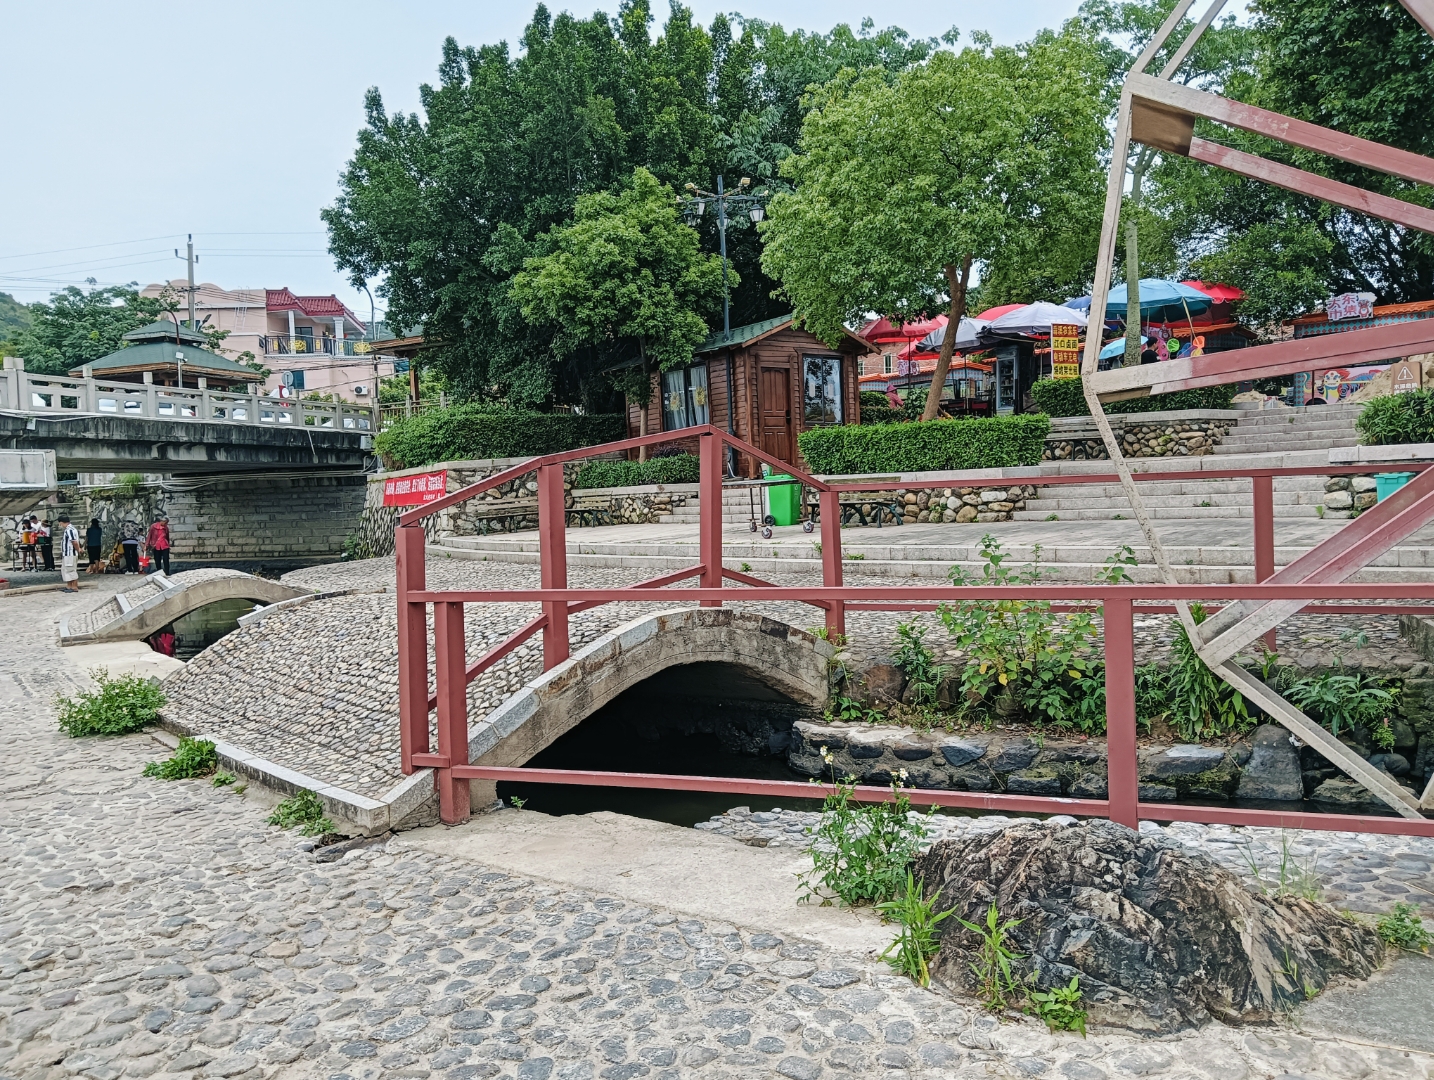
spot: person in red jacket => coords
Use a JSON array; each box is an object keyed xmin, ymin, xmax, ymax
[{"xmin": 145, "ymin": 516, "xmax": 171, "ymax": 575}]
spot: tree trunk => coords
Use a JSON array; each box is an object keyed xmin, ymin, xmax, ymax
[
  {"xmin": 637, "ymin": 337, "xmax": 649, "ymax": 462},
  {"xmin": 1123, "ymin": 150, "xmax": 1152, "ymax": 367},
  {"xmin": 921, "ymin": 255, "xmax": 973, "ymax": 422}
]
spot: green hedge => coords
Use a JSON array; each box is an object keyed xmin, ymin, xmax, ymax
[
  {"xmin": 858, "ymin": 403, "xmax": 905, "ymax": 425},
  {"xmin": 860, "ymin": 390, "xmax": 891, "ymax": 409},
  {"xmin": 376, "ymin": 404, "xmax": 625, "ymax": 468},
  {"xmin": 573, "ymin": 454, "xmax": 700, "ymax": 488},
  {"xmin": 1029, "ymin": 377, "xmax": 1236, "ymax": 417},
  {"xmin": 1357, "ymin": 389, "xmax": 1434, "ymax": 445},
  {"xmin": 798, "ymin": 414, "xmax": 1050, "ymax": 474}
]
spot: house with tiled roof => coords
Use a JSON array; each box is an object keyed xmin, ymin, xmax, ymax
[{"xmin": 140, "ymin": 280, "xmax": 398, "ymax": 402}]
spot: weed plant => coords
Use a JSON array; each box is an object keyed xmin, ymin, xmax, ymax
[
  {"xmin": 1026, "ymin": 976, "xmax": 1087, "ymax": 1035},
  {"xmin": 1377, "ymin": 902, "xmax": 1431, "ymax": 952},
  {"xmin": 143, "ymin": 737, "xmax": 218, "ymax": 780},
  {"xmin": 799, "ymin": 758, "xmax": 933, "ymax": 908},
  {"xmin": 1241, "ymin": 832, "xmax": 1322, "ymax": 902},
  {"xmin": 876, "ymin": 872, "xmax": 956, "ymax": 987},
  {"xmin": 267, "ymin": 789, "xmax": 336, "ymax": 837},
  {"xmin": 892, "ymin": 622, "xmax": 948, "ymax": 708},
  {"xmin": 941, "ymin": 537, "xmax": 1103, "ymax": 733},
  {"xmin": 56, "ymin": 669, "xmax": 166, "ymax": 738},
  {"xmin": 1278, "ymin": 664, "xmax": 1397, "ymax": 745},
  {"xmin": 956, "ymin": 902, "xmax": 1025, "ymax": 1010},
  {"xmin": 1165, "ymin": 604, "xmax": 1251, "ymax": 741}
]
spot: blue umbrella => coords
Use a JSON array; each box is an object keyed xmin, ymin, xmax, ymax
[
  {"xmin": 1105, "ymin": 280, "xmax": 1212, "ymax": 318},
  {"xmin": 1064, "ymin": 295, "xmax": 1092, "ymax": 312},
  {"xmin": 1099, "ymin": 335, "xmax": 1148, "ymax": 360}
]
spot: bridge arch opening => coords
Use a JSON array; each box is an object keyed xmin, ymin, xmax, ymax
[{"xmin": 494, "ymin": 658, "xmax": 825, "ymax": 825}]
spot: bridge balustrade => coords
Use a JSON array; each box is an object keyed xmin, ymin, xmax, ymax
[
  {"xmin": 392, "ymin": 425, "xmax": 1434, "ymax": 836},
  {"xmin": 0, "ymin": 359, "xmax": 375, "ymax": 431}
]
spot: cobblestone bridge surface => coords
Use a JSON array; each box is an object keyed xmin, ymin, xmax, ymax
[{"xmin": 4, "ymin": 586, "xmax": 1433, "ymax": 1080}]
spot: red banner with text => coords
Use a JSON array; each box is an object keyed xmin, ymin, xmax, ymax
[{"xmin": 383, "ymin": 470, "xmax": 448, "ymax": 506}]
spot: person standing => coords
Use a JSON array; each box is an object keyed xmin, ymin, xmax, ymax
[
  {"xmin": 18, "ymin": 517, "xmax": 37, "ymax": 570},
  {"xmin": 119, "ymin": 518, "xmax": 142, "ymax": 574},
  {"xmin": 86, "ymin": 518, "xmax": 103, "ymax": 568},
  {"xmin": 145, "ymin": 515, "xmax": 171, "ymax": 575},
  {"xmin": 57, "ymin": 513, "xmax": 81, "ymax": 593},
  {"xmin": 37, "ymin": 519, "xmax": 54, "ymax": 571}
]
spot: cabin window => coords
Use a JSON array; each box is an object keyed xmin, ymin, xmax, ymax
[
  {"xmin": 661, "ymin": 364, "xmax": 710, "ymax": 430},
  {"xmin": 803, "ymin": 355, "xmax": 843, "ymax": 425}
]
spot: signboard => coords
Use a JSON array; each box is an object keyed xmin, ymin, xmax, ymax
[
  {"xmin": 1051, "ymin": 323, "xmax": 1081, "ymax": 380},
  {"xmin": 1327, "ymin": 292, "xmax": 1375, "ymax": 322},
  {"xmin": 1392, "ymin": 358, "xmax": 1424, "ymax": 394},
  {"xmin": 383, "ymin": 469, "xmax": 448, "ymax": 506}
]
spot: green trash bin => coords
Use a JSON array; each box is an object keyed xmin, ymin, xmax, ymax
[
  {"xmin": 766, "ymin": 474, "xmax": 802, "ymax": 526},
  {"xmin": 1375, "ymin": 472, "xmax": 1415, "ymax": 501}
]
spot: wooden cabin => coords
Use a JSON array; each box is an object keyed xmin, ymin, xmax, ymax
[{"xmin": 625, "ymin": 315, "xmax": 872, "ymax": 477}]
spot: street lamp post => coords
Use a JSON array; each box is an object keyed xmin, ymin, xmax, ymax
[{"xmin": 681, "ymin": 177, "xmax": 767, "ymax": 476}]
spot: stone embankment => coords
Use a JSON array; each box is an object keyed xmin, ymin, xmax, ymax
[{"xmin": 1043, "ymin": 415, "xmax": 1233, "ymax": 461}]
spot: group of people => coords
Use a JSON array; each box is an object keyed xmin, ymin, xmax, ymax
[{"xmin": 12, "ymin": 513, "xmax": 171, "ymax": 583}]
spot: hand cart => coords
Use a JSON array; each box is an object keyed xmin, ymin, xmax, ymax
[{"xmin": 722, "ymin": 477, "xmax": 815, "ymax": 539}]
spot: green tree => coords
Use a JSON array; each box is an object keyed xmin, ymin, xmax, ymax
[
  {"xmin": 760, "ymin": 26, "xmax": 1108, "ymax": 420},
  {"xmin": 0, "ymin": 291, "xmax": 31, "ymax": 341},
  {"xmin": 3, "ymin": 285, "xmax": 170, "ymax": 375},
  {"xmin": 511, "ymin": 167, "xmax": 728, "ymax": 457}
]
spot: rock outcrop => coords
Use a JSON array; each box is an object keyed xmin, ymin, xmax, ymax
[{"xmin": 916, "ymin": 819, "xmax": 1384, "ymax": 1033}]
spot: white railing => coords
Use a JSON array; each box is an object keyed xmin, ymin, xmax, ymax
[{"xmin": 0, "ymin": 359, "xmax": 376, "ymax": 433}]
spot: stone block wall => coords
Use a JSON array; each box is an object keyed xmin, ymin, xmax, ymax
[
  {"xmin": 887, "ymin": 485, "xmax": 1042, "ymax": 524},
  {"xmin": 1043, "ymin": 416, "xmax": 1232, "ymax": 461},
  {"xmin": 1322, "ymin": 474, "xmax": 1379, "ymax": 515}
]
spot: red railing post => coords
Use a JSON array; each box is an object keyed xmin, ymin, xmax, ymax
[
  {"xmin": 395, "ymin": 523, "xmax": 430, "ymax": 772},
  {"xmin": 538, "ymin": 462, "xmax": 569, "ymax": 668},
  {"xmin": 1253, "ymin": 473, "xmax": 1277, "ymax": 652},
  {"xmin": 1104, "ymin": 596, "xmax": 1139, "ymax": 830},
  {"xmin": 433, "ymin": 600, "xmax": 471, "ymax": 825},
  {"xmin": 699, "ymin": 433, "xmax": 723, "ymax": 607},
  {"xmin": 819, "ymin": 488, "xmax": 845, "ymax": 639}
]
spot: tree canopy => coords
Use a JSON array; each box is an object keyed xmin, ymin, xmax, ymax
[
  {"xmin": 323, "ymin": 1, "xmax": 937, "ymax": 409},
  {"xmin": 2, "ymin": 285, "xmax": 180, "ymax": 376},
  {"xmin": 758, "ymin": 25, "xmax": 1108, "ymax": 415}
]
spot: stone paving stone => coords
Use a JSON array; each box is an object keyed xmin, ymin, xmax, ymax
[{"xmin": 2, "ymin": 583, "xmax": 1432, "ymax": 1080}]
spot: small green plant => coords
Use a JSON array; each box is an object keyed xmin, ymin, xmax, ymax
[
  {"xmin": 1377, "ymin": 902, "xmax": 1431, "ymax": 952},
  {"xmin": 143, "ymin": 737, "xmax": 218, "ymax": 780},
  {"xmin": 55, "ymin": 669, "xmax": 166, "ymax": 737},
  {"xmin": 740, "ymin": 562, "xmax": 752, "ymax": 572},
  {"xmin": 1096, "ymin": 544, "xmax": 1138, "ymax": 584},
  {"xmin": 1316, "ymin": 504, "xmax": 1326, "ymax": 519},
  {"xmin": 212, "ymin": 771, "xmax": 237, "ymax": 787},
  {"xmin": 1280, "ymin": 664, "xmax": 1397, "ymax": 743},
  {"xmin": 799, "ymin": 762, "xmax": 933, "ymax": 908},
  {"xmin": 1257, "ymin": 646, "xmax": 1282, "ymax": 682},
  {"xmin": 826, "ymin": 695, "xmax": 883, "ymax": 723},
  {"xmin": 508, "ymin": 796, "xmax": 526, "ymax": 809},
  {"xmin": 892, "ymin": 622, "xmax": 948, "ymax": 708},
  {"xmin": 113, "ymin": 472, "xmax": 145, "ymax": 497},
  {"xmin": 845, "ymin": 552, "xmax": 866, "ymax": 560},
  {"xmin": 812, "ymin": 541, "xmax": 822, "ymax": 554},
  {"xmin": 876, "ymin": 872, "xmax": 956, "ymax": 987},
  {"xmin": 1045, "ymin": 513, "xmax": 1059, "ymax": 521},
  {"xmin": 1167, "ymin": 604, "xmax": 1252, "ymax": 741},
  {"xmin": 1241, "ymin": 832, "xmax": 1322, "ymax": 902},
  {"xmin": 267, "ymin": 789, "xmax": 336, "ymax": 837},
  {"xmin": 1200, "ymin": 500, "xmax": 1212, "ymax": 507},
  {"xmin": 1278, "ymin": 949, "xmax": 1320, "ymax": 1000},
  {"xmin": 1339, "ymin": 627, "xmax": 1371, "ymax": 649},
  {"xmin": 808, "ymin": 626, "xmax": 848, "ymax": 647},
  {"xmin": 957, "ymin": 902, "xmax": 1024, "ymax": 1010},
  {"xmin": 1025, "ymin": 976, "xmax": 1087, "ymax": 1035}
]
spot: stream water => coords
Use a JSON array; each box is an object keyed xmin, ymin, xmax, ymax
[{"xmin": 146, "ymin": 597, "xmax": 257, "ymax": 661}]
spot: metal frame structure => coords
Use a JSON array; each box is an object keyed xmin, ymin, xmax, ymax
[
  {"xmin": 396, "ymin": 424, "xmax": 1434, "ymax": 832},
  {"xmin": 1077, "ymin": 0, "xmax": 1434, "ymax": 819}
]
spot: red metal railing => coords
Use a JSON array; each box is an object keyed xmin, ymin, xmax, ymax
[{"xmin": 395, "ymin": 425, "xmax": 1434, "ymax": 834}]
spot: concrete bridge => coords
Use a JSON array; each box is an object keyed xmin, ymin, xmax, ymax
[
  {"xmin": 1, "ymin": 358, "xmax": 374, "ymax": 473},
  {"xmin": 59, "ymin": 568, "xmax": 311, "ymax": 645}
]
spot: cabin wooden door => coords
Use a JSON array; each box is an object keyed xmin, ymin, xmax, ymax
[{"xmin": 759, "ymin": 365, "xmax": 794, "ymax": 464}]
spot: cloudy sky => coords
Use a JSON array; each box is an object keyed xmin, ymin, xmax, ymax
[{"xmin": 0, "ymin": 1, "xmax": 1240, "ymax": 320}]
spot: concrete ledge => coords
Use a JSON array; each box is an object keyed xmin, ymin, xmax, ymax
[
  {"xmin": 153, "ymin": 717, "xmax": 434, "ymax": 835},
  {"xmin": 1330, "ymin": 442, "xmax": 1434, "ymax": 464}
]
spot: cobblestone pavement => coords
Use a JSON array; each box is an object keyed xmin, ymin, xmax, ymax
[
  {"xmin": 699, "ymin": 808, "xmax": 1434, "ymax": 918},
  {"xmin": 157, "ymin": 557, "xmax": 1425, "ymax": 802},
  {"xmin": 3, "ymin": 587, "xmax": 1433, "ymax": 1080}
]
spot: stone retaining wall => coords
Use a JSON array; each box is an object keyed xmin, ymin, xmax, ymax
[
  {"xmin": 1043, "ymin": 414, "xmax": 1234, "ymax": 461},
  {"xmin": 1322, "ymin": 474, "xmax": 1378, "ymax": 515}
]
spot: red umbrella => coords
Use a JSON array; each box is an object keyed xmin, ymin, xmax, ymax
[
  {"xmin": 1181, "ymin": 281, "xmax": 1244, "ymax": 304},
  {"xmin": 972, "ymin": 303, "xmax": 1024, "ymax": 321},
  {"xmin": 860, "ymin": 315, "xmax": 946, "ymax": 345}
]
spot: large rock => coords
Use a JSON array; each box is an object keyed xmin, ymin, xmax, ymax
[
  {"xmin": 854, "ymin": 661, "xmax": 905, "ymax": 706},
  {"xmin": 1236, "ymin": 724, "xmax": 1304, "ymax": 801},
  {"xmin": 917, "ymin": 820, "xmax": 1383, "ymax": 1033}
]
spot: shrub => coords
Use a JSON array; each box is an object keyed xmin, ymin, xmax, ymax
[
  {"xmin": 858, "ymin": 403, "xmax": 906, "ymax": 425},
  {"xmin": 1279, "ymin": 665, "xmax": 1397, "ymax": 743},
  {"xmin": 892, "ymin": 622, "xmax": 947, "ymax": 707},
  {"xmin": 267, "ymin": 788, "xmax": 337, "ymax": 837},
  {"xmin": 56, "ymin": 669, "xmax": 166, "ymax": 737},
  {"xmin": 799, "ymin": 768, "xmax": 933, "ymax": 908},
  {"xmin": 376, "ymin": 403, "xmax": 625, "ymax": 468},
  {"xmin": 1029, "ymin": 376, "xmax": 1236, "ymax": 418},
  {"xmin": 1164, "ymin": 605, "xmax": 1252, "ymax": 741},
  {"xmin": 572, "ymin": 454, "xmax": 699, "ymax": 489},
  {"xmin": 860, "ymin": 391, "xmax": 891, "ymax": 409},
  {"xmin": 143, "ymin": 737, "xmax": 218, "ymax": 780},
  {"xmin": 798, "ymin": 414, "xmax": 1049, "ymax": 474},
  {"xmin": 1377, "ymin": 902, "xmax": 1431, "ymax": 952},
  {"xmin": 1356, "ymin": 388, "xmax": 1434, "ymax": 445}
]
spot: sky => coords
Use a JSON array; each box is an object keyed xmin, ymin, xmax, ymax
[{"xmin": 0, "ymin": 1, "xmax": 1243, "ymax": 322}]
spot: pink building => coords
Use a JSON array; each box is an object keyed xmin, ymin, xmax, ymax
[{"xmin": 140, "ymin": 281, "xmax": 397, "ymax": 402}]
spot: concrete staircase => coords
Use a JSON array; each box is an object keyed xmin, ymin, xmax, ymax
[{"xmin": 1014, "ymin": 403, "xmax": 1362, "ymax": 522}]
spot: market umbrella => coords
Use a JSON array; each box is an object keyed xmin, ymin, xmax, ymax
[
  {"xmin": 973, "ymin": 303, "xmax": 1025, "ymax": 321},
  {"xmin": 1105, "ymin": 280, "xmax": 1212, "ymax": 320},
  {"xmin": 981, "ymin": 301, "xmax": 1089, "ymax": 339},
  {"xmin": 1181, "ymin": 281, "xmax": 1244, "ymax": 304},
  {"xmin": 1063, "ymin": 295, "xmax": 1093, "ymax": 312},
  {"xmin": 915, "ymin": 317, "xmax": 990, "ymax": 353},
  {"xmin": 1100, "ymin": 335, "xmax": 1148, "ymax": 361}
]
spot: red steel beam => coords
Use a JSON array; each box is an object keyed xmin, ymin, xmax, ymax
[
  {"xmin": 828, "ymin": 463, "xmax": 1434, "ymax": 493},
  {"xmin": 1086, "ymin": 316, "xmax": 1434, "ymax": 397},
  {"xmin": 433, "ymin": 601, "xmax": 471, "ymax": 824},
  {"xmin": 566, "ymin": 566, "xmax": 706, "ymax": 614},
  {"xmin": 723, "ymin": 566, "xmax": 832, "ymax": 611},
  {"xmin": 1104, "ymin": 598, "xmax": 1140, "ymax": 830},
  {"xmin": 1252, "ymin": 474, "xmax": 1277, "ymax": 652},
  {"xmin": 446, "ymin": 765, "xmax": 1434, "ymax": 836},
  {"xmin": 819, "ymin": 488, "xmax": 846, "ymax": 639},
  {"xmin": 395, "ymin": 524, "xmax": 430, "ymax": 771},
  {"xmin": 1190, "ymin": 137, "xmax": 1434, "ymax": 236},
  {"xmin": 699, "ymin": 433, "xmax": 723, "ymax": 608},
  {"xmin": 1127, "ymin": 71, "xmax": 1434, "ymax": 187},
  {"xmin": 538, "ymin": 463, "xmax": 569, "ymax": 669},
  {"xmin": 426, "ymin": 613, "xmax": 548, "ymax": 711}
]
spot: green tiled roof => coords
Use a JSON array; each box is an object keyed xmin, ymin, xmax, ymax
[
  {"xmin": 694, "ymin": 314, "xmax": 794, "ymax": 354},
  {"xmin": 74, "ymin": 341, "xmax": 260, "ymax": 380},
  {"xmin": 122, "ymin": 320, "xmax": 208, "ymax": 346}
]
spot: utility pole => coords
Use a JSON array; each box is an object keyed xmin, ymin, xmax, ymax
[{"xmin": 173, "ymin": 234, "xmax": 198, "ymax": 328}]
